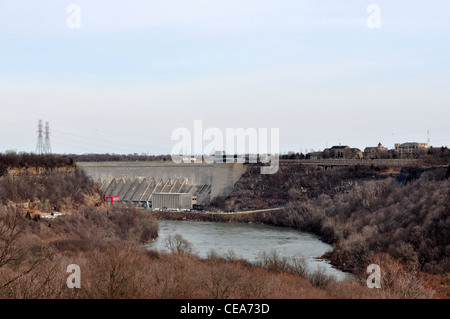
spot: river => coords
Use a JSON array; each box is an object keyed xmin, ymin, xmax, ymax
[{"xmin": 145, "ymin": 219, "xmax": 352, "ymax": 281}]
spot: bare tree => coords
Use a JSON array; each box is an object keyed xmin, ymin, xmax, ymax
[
  {"xmin": 0, "ymin": 209, "xmax": 48, "ymax": 293},
  {"xmin": 164, "ymin": 234, "xmax": 193, "ymax": 255}
]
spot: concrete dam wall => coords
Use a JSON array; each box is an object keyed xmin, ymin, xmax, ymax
[{"xmin": 76, "ymin": 161, "xmax": 247, "ymax": 205}]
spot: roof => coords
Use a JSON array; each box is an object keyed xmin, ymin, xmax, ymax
[
  {"xmin": 396, "ymin": 142, "xmax": 428, "ymax": 148},
  {"xmin": 330, "ymin": 145, "xmax": 349, "ymax": 149}
]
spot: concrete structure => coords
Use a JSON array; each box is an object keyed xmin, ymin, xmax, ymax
[
  {"xmin": 214, "ymin": 151, "xmax": 246, "ymax": 163},
  {"xmin": 152, "ymin": 193, "xmax": 193, "ymax": 210},
  {"xmin": 77, "ymin": 161, "xmax": 246, "ymax": 206},
  {"xmin": 77, "ymin": 161, "xmax": 215, "ymax": 185}
]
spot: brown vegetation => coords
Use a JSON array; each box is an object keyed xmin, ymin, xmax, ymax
[
  {"xmin": 0, "ymin": 153, "xmax": 447, "ymax": 299},
  {"xmin": 0, "ymin": 156, "xmax": 159, "ymax": 298},
  {"xmin": 209, "ymin": 163, "xmax": 449, "ymax": 275},
  {"xmin": 0, "ymin": 152, "xmax": 74, "ymax": 176},
  {"xmin": 217, "ymin": 163, "xmax": 396, "ymax": 211},
  {"xmin": 258, "ymin": 168, "xmax": 450, "ymax": 275},
  {"xmin": 0, "ymin": 168, "xmax": 98, "ymax": 211},
  {"xmin": 0, "ymin": 210, "xmax": 437, "ymax": 299},
  {"xmin": 0, "ymin": 204, "xmax": 159, "ymax": 298},
  {"xmin": 163, "ymin": 163, "xmax": 450, "ymax": 297}
]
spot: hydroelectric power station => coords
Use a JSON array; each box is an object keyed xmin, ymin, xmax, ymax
[{"xmin": 77, "ymin": 161, "xmax": 247, "ymax": 208}]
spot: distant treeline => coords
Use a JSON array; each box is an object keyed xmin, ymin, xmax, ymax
[
  {"xmin": 0, "ymin": 152, "xmax": 75, "ymax": 176},
  {"xmin": 280, "ymin": 146, "xmax": 450, "ymax": 163},
  {"xmin": 0, "ymin": 152, "xmax": 174, "ymax": 175},
  {"xmin": 68, "ymin": 153, "xmax": 172, "ymax": 162}
]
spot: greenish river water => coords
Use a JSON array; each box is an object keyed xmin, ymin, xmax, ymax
[{"xmin": 145, "ymin": 219, "xmax": 352, "ymax": 281}]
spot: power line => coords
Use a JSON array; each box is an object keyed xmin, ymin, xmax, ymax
[
  {"xmin": 51, "ymin": 128, "xmax": 169, "ymax": 153},
  {"xmin": 51, "ymin": 135, "xmax": 139, "ymax": 154}
]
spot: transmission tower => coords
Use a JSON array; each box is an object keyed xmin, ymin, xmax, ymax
[
  {"xmin": 44, "ymin": 121, "xmax": 52, "ymax": 154},
  {"xmin": 36, "ymin": 119, "xmax": 45, "ymax": 154}
]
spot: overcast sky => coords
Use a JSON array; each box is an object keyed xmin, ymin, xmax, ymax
[{"xmin": 0, "ymin": 0, "xmax": 449, "ymax": 155}]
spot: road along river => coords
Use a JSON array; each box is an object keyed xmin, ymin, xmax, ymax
[{"xmin": 145, "ymin": 219, "xmax": 352, "ymax": 281}]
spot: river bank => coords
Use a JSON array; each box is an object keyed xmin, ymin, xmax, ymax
[{"xmin": 148, "ymin": 210, "xmax": 275, "ymax": 223}]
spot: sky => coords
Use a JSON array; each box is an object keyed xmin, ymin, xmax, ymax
[{"xmin": 0, "ymin": 0, "xmax": 449, "ymax": 155}]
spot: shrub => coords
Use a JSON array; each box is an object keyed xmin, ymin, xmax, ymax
[
  {"xmin": 164, "ymin": 234, "xmax": 193, "ymax": 255},
  {"xmin": 307, "ymin": 266, "xmax": 336, "ymax": 289}
]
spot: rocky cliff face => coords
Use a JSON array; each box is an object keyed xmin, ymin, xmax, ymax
[
  {"xmin": 5, "ymin": 165, "xmax": 76, "ymax": 177},
  {"xmin": 0, "ymin": 165, "xmax": 102, "ymax": 214},
  {"xmin": 218, "ymin": 162, "xmax": 408, "ymax": 211}
]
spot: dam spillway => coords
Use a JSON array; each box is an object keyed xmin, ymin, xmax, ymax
[{"xmin": 76, "ymin": 161, "xmax": 247, "ymax": 205}]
